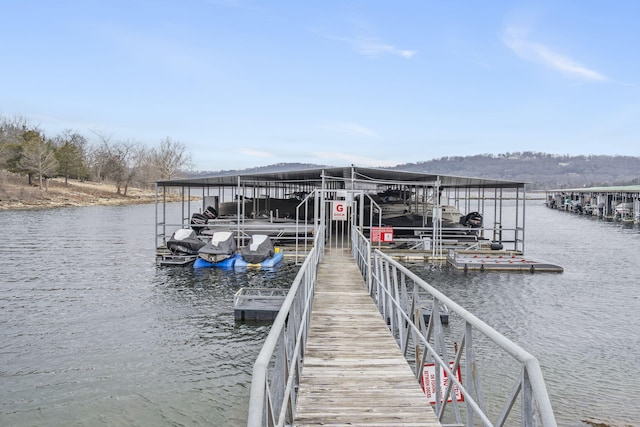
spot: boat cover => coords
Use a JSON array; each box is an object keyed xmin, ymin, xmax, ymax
[
  {"xmin": 235, "ymin": 250, "xmax": 283, "ymax": 269},
  {"xmin": 166, "ymin": 229, "xmax": 205, "ymax": 255},
  {"xmin": 198, "ymin": 231, "xmax": 236, "ymax": 256},
  {"xmin": 239, "ymin": 234, "xmax": 275, "ymax": 263}
]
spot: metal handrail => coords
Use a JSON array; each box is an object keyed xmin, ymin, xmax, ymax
[
  {"xmin": 246, "ymin": 225, "xmax": 325, "ymax": 427},
  {"xmin": 353, "ymin": 227, "xmax": 556, "ymax": 426},
  {"xmin": 248, "ymin": 224, "xmax": 555, "ymax": 426},
  {"xmin": 294, "ymin": 190, "xmax": 318, "ymax": 263},
  {"xmin": 351, "ymin": 224, "xmax": 372, "ymax": 292}
]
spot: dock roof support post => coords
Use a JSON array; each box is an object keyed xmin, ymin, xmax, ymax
[
  {"xmin": 433, "ymin": 178, "xmax": 442, "ymax": 261},
  {"xmin": 521, "ymin": 185, "xmax": 526, "ymax": 254},
  {"xmin": 237, "ymin": 175, "xmax": 241, "ymax": 244},
  {"xmin": 320, "ymin": 170, "xmax": 326, "ymax": 232},
  {"xmin": 154, "ymin": 183, "xmax": 160, "ymax": 247},
  {"xmin": 350, "ymin": 165, "xmax": 361, "ymax": 233}
]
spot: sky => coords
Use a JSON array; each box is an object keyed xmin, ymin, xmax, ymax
[{"xmin": 2, "ymin": 1, "xmax": 639, "ymax": 171}]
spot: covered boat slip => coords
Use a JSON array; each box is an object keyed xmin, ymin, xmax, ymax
[
  {"xmin": 545, "ymin": 185, "xmax": 640, "ymax": 223},
  {"xmin": 155, "ymin": 166, "xmax": 530, "ymax": 263}
]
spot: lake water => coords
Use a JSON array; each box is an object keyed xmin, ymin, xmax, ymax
[
  {"xmin": 407, "ymin": 202, "xmax": 640, "ymax": 427},
  {"xmin": 1, "ymin": 202, "xmax": 639, "ymax": 426}
]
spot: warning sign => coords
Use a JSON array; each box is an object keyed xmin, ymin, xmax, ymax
[
  {"xmin": 371, "ymin": 226, "xmax": 394, "ymax": 243},
  {"xmin": 331, "ymin": 201, "xmax": 348, "ymax": 221},
  {"xmin": 421, "ymin": 362, "xmax": 463, "ymax": 404}
]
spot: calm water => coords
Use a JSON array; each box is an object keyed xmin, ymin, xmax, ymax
[
  {"xmin": 1, "ymin": 203, "xmax": 639, "ymax": 426},
  {"xmin": 0, "ymin": 204, "xmax": 299, "ymax": 426},
  {"xmin": 408, "ymin": 203, "xmax": 640, "ymax": 427}
]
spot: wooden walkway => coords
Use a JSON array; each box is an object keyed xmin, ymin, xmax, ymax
[{"xmin": 294, "ymin": 250, "xmax": 441, "ymax": 427}]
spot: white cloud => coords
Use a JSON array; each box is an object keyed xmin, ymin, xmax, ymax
[
  {"xmin": 323, "ymin": 122, "xmax": 377, "ymax": 137},
  {"xmin": 351, "ymin": 37, "xmax": 417, "ymax": 58},
  {"xmin": 503, "ymin": 26, "xmax": 606, "ymax": 81},
  {"xmin": 319, "ymin": 32, "xmax": 416, "ymax": 59}
]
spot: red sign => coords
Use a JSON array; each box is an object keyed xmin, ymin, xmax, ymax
[
  {"xmin": 371, "ymin": 226, "xmax": 394, "ymax": 242},
  {"xmin": 421, "ymin": 362, "xmax": 463, "ymax": 404}
]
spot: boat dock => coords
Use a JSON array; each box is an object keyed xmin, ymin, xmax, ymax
[
  {"xmin": 156, "ymin": 166, "xmax": 558, "ymax": 425},
  {"xmin": 447, "ymin": 250, "xmax": 564, "ymax": 272},
  {"xmin": 545, "ymin": 185, "xmax": 640, "ymax": 223},
  {"xmin": 293, "ymin": 251, "xmax": 441, "ymax": 426},
  {"xmin": 155, "ymin": 166, "xmax": 531, "ymax": 266},
  {"xmin": 155, "ymin": 248, "xmax": 197, "ymax": 266}
]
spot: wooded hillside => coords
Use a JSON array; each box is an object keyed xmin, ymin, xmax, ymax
[
  {"xmin": 394, "ymin": 153, "xmax": 640, "ymax": 189},
  {"xmin": 193, "ymin": 153, "xmax": 640, "ymax": 190}
]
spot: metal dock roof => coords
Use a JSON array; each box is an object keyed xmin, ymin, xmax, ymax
[{"xmin": 156, "ymin": 166, "xmax": 526, "ymax": 189}]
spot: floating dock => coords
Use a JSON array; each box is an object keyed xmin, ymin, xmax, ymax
[
  {"xmin": 155, "ymin": 248, "xmax": 197, "ymax": 266},
  {"xmin": 294, "ymin": 251, "xmax": 441, "ymax": 426},
  {"xmin": 233, "ymin": 287, "xmax": 288, "ymax": 321},
  {"xmin": 447, "ymin": 250, "xmax": 563, "ymax": 272}
]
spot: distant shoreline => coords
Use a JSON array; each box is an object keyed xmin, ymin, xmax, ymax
[
  {"xmin": 1, "ymin": 173, "xmax": 546, "ymax": 211},
  {"xmin": 0, "ymin": 175, "xmax": 175, "ymax": 211}
]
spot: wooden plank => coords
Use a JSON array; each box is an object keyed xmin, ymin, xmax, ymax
[{"xmin": 293, "ymin": 251, "xmax": 441, "ymax": 427}]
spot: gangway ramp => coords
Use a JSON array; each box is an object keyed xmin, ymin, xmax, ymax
[{"xmin": 294, "ymin": 251, "xmax": 441, "ymax": 426}]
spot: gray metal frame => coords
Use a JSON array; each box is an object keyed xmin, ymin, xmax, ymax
[
  {"xmin": 246, "ymin": 226, "xmax": 325, "ymax": 427},
  {"xmin": 155, "ymin": 166, "xmax": 528, "ymax": 255},
  {"xmin": 247, "ymin": 225, "xmax": 556, "ymax": 426},
  {"xmin": 352, "ymin": 227, "xmax": 556, "ymax": 426}
]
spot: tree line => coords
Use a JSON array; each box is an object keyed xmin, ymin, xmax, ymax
[{"xmin": 0, "ymin": 115, "xmax": 192, "ymax": 194}]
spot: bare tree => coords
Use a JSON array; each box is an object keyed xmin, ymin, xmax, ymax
[
  {"xmin": 18, "ymin": 130, "xmax": 59, "ymax": 190},
  {"xmin": 95, "ymin": 139, "xmax": 143, "ymax": 195},
  {"xmin": 150, "ymin": 137, "xmax": 193, "ymax": 181},
  {"xmin": 89, "ymin": 129, "xmax": 115, "ymax": 182},
  {"xmin": 121, "ymin": 144, "xmax": 147, "ymax": 195}
]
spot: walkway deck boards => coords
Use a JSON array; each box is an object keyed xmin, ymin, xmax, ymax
[{"xmin": 294, "ymin": 251, "xmax": 441, "ymax": 427}]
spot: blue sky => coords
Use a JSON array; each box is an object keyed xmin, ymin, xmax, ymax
[{"xmin": 2, "ymin": 1, "xmax": 638, "ymax": 171}]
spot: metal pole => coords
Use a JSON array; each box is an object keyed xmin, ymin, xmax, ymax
[{"xmin": 237, "ymin": 176, "xmax": 241, "ymax": 245}]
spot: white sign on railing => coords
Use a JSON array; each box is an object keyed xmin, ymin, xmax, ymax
[
  {"xmin": 331, "ymin": 201, "xmax": 347, "ymax": 221},
  {"xmin": 421, "ymin": 362, "xmax": 463, "ymax": 404}
]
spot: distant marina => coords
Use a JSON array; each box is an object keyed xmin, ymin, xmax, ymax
[{"xmin": 545, "ymin": 185, "xmax": 640, "ymax": 223}]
